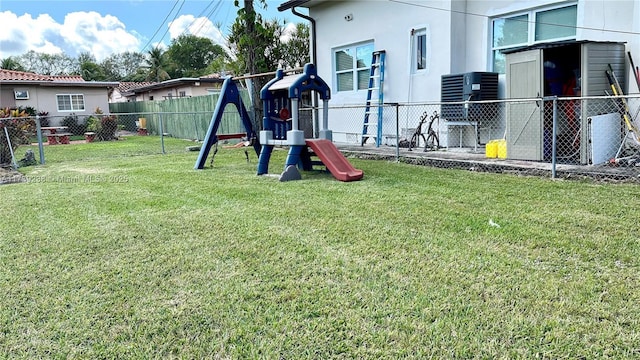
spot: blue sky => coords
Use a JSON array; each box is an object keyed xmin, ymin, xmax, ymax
[{"xmin": 0, "ymin": 0, "xmax": 304, "ymax": 61}]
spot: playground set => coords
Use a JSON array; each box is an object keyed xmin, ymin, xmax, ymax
[{"xmin": 194, "ymin": 64, "xmax": 363, "ymax": 182}]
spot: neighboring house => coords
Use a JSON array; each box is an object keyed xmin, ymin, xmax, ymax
[
  {"xmin": 278, "ymin": 0, "xmax": 639, "ymax": 105},
  {"xmin": 109, "ymin": 81, "xmax": 156, "ymax": 103},
  {"xmin": 117, "ymin": 75, "xmax": 225, "ymax": 102},
  {"xmin": 0, "ymin": 69, "xmax": 118, "ymax": 123}
]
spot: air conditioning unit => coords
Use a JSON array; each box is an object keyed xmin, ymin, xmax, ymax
[{"xmin": 441, "ymin": 72, "xmax": 498, "ymax": 121}]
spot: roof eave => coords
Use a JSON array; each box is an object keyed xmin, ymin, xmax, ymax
[
  {"xmin": 128, "ymin": 77, "xmax": 223, "ymax": 93},
  {"xmin": 278, "ymin": 0, "xmax": 325, "ymax": 11},
  {"xmin": 44, "ymin": 81, "xmax": 119, "ymax": 87},
  {"xmin": 0, "ymin": 80, "xmax": 118, "ymax": 87}
]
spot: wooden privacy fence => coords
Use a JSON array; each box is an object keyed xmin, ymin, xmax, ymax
[{"xmin": 109, "ymin": 91, "xmax": 253, "ymax": 141}]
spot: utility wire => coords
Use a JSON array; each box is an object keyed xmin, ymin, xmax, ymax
[
  {"xmin": 141, "ymin": 0, "xmax": 182, "ymax": 52},
  {"xmin": 193, "ymin": 1, "xmax": 224, "ymax": 36},
  {"xmin": 180, "ymin": 0, "xmax": 217, "ymax": 37},
  {"xmin": 389, "ymin": 0, "xmax": 640, "ymax": 36},
  {"xmin": 157, "ymin": 0, "xmax": 187, "ymax": 45}
]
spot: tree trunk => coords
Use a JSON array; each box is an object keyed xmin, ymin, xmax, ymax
[{"xmin": 243, "ymin": 0, "xmax": 264, "ymax": 133}]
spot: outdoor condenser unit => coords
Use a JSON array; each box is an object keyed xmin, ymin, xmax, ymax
[{"xmin": 441, "ymin": 72, "xmax": 499, "ymax": 121}]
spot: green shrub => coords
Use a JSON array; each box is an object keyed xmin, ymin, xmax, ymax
[
  {"xmin": 98, "ymin": 115, "xmax": 118, "ymax": 141},
  {"xmin": 38, "ymin": 111, "xmax": 50, "ymax": 127},
  {"xmin": 61, "ymin": 114, "xmax": 87, "ymax": 135},
  {"xmin": 0, "ymin": 108, "xmax": 35, "ymax": 165},
  {"xmin": 85, "ymin": 116, "xmax": 99, "ymax": 133}
]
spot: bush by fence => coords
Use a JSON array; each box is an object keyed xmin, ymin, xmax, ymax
[{"xmin": 1, "ymin": 109, "xmax": 36, "ymax": 166}]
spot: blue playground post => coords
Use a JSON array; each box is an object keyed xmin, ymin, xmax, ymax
[{"xmin": 194, "ymin": 78, "xmax": 260, "ymax": 169}]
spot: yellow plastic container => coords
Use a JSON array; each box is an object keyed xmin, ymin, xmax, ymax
[
  {"xmin": 497, "ymin": 139, "xmax": 507, "ymax": 159},
  {"xmin": 138, "ymin": 117, "xmax": 147, "ymax": 129},
  {"xmin": 485, "ymin": 140, "xmax": 498, "ymax": 158}
]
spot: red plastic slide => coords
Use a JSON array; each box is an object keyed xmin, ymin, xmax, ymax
[{"xmin": 305, "ymin": 139, "xmax": 364, "ymax": 182}]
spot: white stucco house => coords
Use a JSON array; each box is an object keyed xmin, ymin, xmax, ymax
[
  {"xmin": 109, "ymin": 81, "xmax": 156, "ymax": 103},
  {"xmin": 278, "ymin": 0, "xmax": 640, "ymax": 152},
  {"xmin": 279, "ymin": 0, "xmax": 638, "ymax": 102}
]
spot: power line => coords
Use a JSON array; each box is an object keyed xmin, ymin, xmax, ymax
[
  {"xmin": 141, "ymin": 0, "xmax": 182, "ymax": 53},
  {"xmin": 180, "ymin": 0, "xmax": 218, "ymax": 37},
  {"xmin": 165, "ymin": 0, "xmax": 223, "ymax": 44},
  {"xmin": 192, "ymin": 1, "xmax": 224, "ymax": 37},
  {"xmin": 157, "ymin": 0, "xmax": 187, "ymax": 45},
  {"xmin": 389, "ymin": 0, "xmax": 640, "ymax": 36}
]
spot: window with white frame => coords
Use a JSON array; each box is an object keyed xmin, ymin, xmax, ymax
[
  {"xmin": 491, "ymin": 3, "xmax": 577, "ymax": 73},
  {"xmin": 412, "ymin": 27, "xmax": 428, "ymax": 73},
  {"xmin": 14, "ymin": 90, "xmax": 29, "ymax": 100},
  {"xmin": 56, "ymin": 94, "xmax": 85, "ymax": 111},
  {"xmin": 334, "ymin": 42, "xmax": 374, "ymax": 92}
]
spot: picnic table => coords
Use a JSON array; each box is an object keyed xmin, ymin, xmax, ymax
[{"xmin": 41, "ymin": 126, "xmax": 71, "ymax": 145}]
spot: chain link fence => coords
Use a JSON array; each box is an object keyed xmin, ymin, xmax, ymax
[
  {"xmin": 3, "ymin": 94, "xmax": 639, "ymax": 182},
  {"xmin": 328, "ymin": 95, "xmax": 640, "ymax": 181},
  {"xmin": 2, "ymin": 108, "xmax": 247, "ymax": 169}
]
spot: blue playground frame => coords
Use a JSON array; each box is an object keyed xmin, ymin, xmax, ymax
[
  {"xmin": 257, "ymin": 63, "xmax": 332, "ymax": 176},
  {"xmin": 194, "ymin": 78, "xmax": 261, "ymax": 169}
]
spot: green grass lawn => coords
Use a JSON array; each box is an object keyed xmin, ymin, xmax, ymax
[{"xmin": 1, "ymin": 137, "xmax": 639, "ymax": 358}]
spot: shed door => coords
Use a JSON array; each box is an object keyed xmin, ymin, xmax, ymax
[{"xmin": 506, "ymin": 49, "xmax": 543, "ymax": 160}]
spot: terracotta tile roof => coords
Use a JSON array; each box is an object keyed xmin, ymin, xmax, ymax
[
  {"xmin": 49, "ymin": 74, "xmax": 85, "ymax": 82},
  {"xmin": 200, "ymin": 73, "xmax": 223, "ymax": 79},
  {"xmin": 118, "ymin": 81, "xmax": 157, "ymax": 93},
  {"xmin": 0, "ymin": 69, "xmax": 85, "ymax": 82},
  {"xmin": 0, "ymin": 69, "xmax": 50, "ymax": 81}
]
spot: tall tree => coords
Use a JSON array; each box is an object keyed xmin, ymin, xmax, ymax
[
  {"xmin": 279, "ymin": 23, "xmax": 310, "ymax": 69},
  {"xmin": 228, "ymin": 2, "xmax": 309, "ymax": 74},
  {"xmin": 166, "ymin": 34, "xmax": 228, "ymax": 78},
  {"xmin": 100, "ymin": 51, "xmax": 146, "ymax": 81},
  {"xmin": 17, "ymin": 50, "xmax": 75, "ymax": 75},
  {"xmin": 0, "ymin": 57, "xmax": 26, "ymax": 71},
  {"xmin": 228, "ymin": 0, "xmax": 270, "ymax": 130},
  {"xmin": 74, "ymin": 52, "xmax": 107, "ymax": 81},
  {"xmin": 229, "ymin": 0, "xmax": 274, "ymax": 74},
  {"xmin": 143, "ymin": 47, "xmax": 171, "ymax": 82},
  {"xmin": 79, "ymin": 61, "xmax": 107, "ymax": 81}
]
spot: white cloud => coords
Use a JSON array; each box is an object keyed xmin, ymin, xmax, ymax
[
  {"xmin": 0, "ymin": 10, "xmax": 140, "ymax": 61},
  {"xmin": 280, "ymin": 22, "xmax": 297, "ymax": 43},
  {"xmin": 0, "ymin": 11, "xmax": 64, "ymax": 56},
  {"xmin": 60, "ymin": 11, "xmax": 140, "ymax": 61},
  {"xmin": 168, "ymin": 15, "xmax": 229, "ymax": 53}
]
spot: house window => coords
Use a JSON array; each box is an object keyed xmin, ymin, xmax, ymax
[
  {"xmin": 179, "ymin": 91, "xmax": 187, "ymax": 97},
  {"xmin": 412, "ymin": 28, "xmax": 428, "ymax": 73},
  {"xmin": 14, "ymin": 90, "xmax": 29, "ymax": 100},
  {"xmin": 334, "ymin": 42, "xmax": 374, "ymax": 92},
  {"xmin": 491, "ymin": 3, "xmax": 577, "ymax": 73},
  {"xmin": 56, "ymin": 94, "xmax": 85, "ymax": 111},
  {"xmin": 535, "ymin": 6, "xmax": 578, "ymax": 41}
]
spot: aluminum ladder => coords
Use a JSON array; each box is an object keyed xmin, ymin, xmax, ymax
[{"xmin": 361, "ymin": 50, "xmax": 386, "ymax": 146}]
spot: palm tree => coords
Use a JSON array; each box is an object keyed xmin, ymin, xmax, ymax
[
  {"xmin": 144, "ymin": 47, "xmax": 171, "ymax": 82},
  {"xmin": 1, "ymin": 57, "xmax": 26, "ymax": 71}
]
